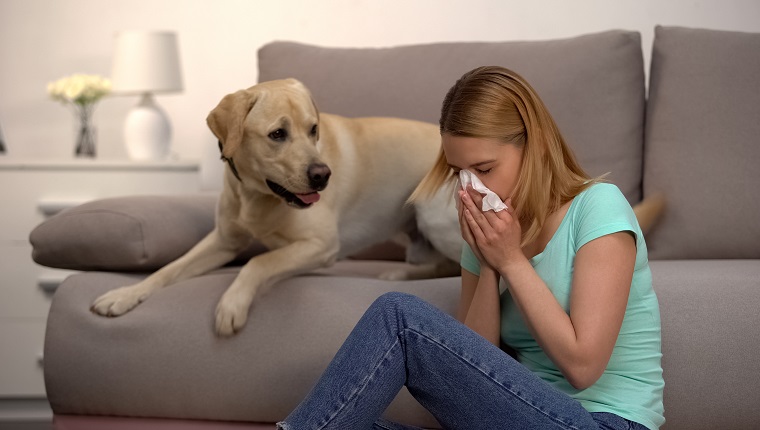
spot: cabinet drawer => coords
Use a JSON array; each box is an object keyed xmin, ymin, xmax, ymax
[
  {"xmin": 0, "ymin": 181, "xmax": 90, "ymax": 241},
  {"xmin": 0, "ymin": 320, "xmax": 47, "ymax": 396},
  {"xmin": 0, "ymin": 165, "xmax": 200, "ymax": 240},
  {"xmin": 0, "ymin": 243, "xmax": 72, "ymax": 319}
]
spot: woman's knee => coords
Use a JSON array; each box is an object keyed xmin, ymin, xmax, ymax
[
  {"xmin": 371, "ymin": 291, "xmax": 422, "ymax": 313},
  {"xmin": 369, "ymin": 292, "xmax": 438, "ymax": 327}
]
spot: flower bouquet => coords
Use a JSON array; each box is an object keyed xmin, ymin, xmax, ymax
[{"xmin": 48, "ymin": 74, "xmax": 111, "ymax": 157}]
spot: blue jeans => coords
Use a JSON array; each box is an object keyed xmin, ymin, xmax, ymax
[{"xmin": 278, "ymin": 292, "xmax": 648, "ymax": 430}]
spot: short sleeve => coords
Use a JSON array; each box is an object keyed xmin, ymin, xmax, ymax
[{"xmin": 574, "ymin": 183, "xmax": 640, "ymax": 251}]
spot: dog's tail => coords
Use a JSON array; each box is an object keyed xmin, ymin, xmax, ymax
[{"xmin": 633, "ymin": 193, "xmax": 666, "ymax": 235}]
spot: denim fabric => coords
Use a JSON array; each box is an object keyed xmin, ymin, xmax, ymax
[{"xmin": 278, "ymin": 292, "xmax": 648, "ymax": 430}]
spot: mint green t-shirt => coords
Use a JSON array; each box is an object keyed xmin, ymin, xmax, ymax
[{"xmin": 461, "ymin": 183, "xmax": 665, "ymax": 430}]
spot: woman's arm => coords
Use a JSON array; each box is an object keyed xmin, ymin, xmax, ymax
[
  {"xmin": 456, "ymin": 189, "xmax": 503, "ymax": 346},
  {"xmin": 500, "ymin": 232, "xmax": 635, "ymax": 389},
  {"xmin": 461, "ymin": 189, "xmax": 635, "ymax": 389},
  {"xmin": 458, "ymin": 266, "xmax": 501, "ymax": 346}
]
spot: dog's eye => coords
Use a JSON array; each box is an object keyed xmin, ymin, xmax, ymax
[
  {"xmin": 268, "ymin": 129, "xmax": 288, "ymax": 142},
  {"xmin": 310, "ymin": 124, "xmax": 318, "ymax": 136}
]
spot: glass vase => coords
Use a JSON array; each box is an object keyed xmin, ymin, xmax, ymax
[{"xmin": 74, "ymin": 104, "xmax": 97, "ymax": 158}]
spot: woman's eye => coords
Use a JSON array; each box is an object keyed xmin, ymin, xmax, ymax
[
  {"xmin": 268, "ymin": 129, "xmax": 287, "ymax": 141},
  {"xmin": 475, "ymin": 168, "xmax": 492, "ymax": 174}
]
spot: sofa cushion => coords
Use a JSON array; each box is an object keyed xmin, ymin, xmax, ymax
[
  {"xmin": 44, "ymin": 259, "xmax": 760, "ymax": 429},
  {"xmin": 44, "ymin": 262, "xmax": 458, "ymax": 428},
  {"xmin": 644, "ymin": 26, "xmax": 760, "ymax": 259},
  {"xmin": 29, "ymin": 195, "xmax": 225, "ymax": 271},
  {"xmin": 650, "ymin": 260, "xmax": 760, "ymax": 429},
  {"xmin": 258, "ymin": 31, "xmax": 646, "ymax": 203}
]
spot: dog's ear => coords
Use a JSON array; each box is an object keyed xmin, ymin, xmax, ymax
[{"xmin": 207, "ymin": 88, "xmax": 258, "ymax": 159}]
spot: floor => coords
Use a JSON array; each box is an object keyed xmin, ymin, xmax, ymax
[{"xmin": 0, "ymin": 422, "xmax": 53, "ymax": 430}]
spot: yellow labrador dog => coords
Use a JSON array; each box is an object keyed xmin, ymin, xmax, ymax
[{"xmin": 91, "ymin": 79, "xmax": 461, "ymax": 336}]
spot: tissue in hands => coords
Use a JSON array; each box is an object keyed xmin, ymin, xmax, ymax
[{"xmin": 459, "ymin": 169, "xmax": 509, "ymax": 212}]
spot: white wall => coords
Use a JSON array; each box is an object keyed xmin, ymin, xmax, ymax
[{"xmin": 1, "ymin": 0, "xmax": 759, "ymax": 161}]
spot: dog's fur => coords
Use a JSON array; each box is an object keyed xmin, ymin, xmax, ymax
[{"xmin": 91, "ymin": 79, "xmax": 461, "ymax": 336}]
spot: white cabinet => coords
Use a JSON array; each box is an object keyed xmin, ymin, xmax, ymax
[{"xmin": 0, "ymin": 159, "xmax": 201, "ymax": 398}]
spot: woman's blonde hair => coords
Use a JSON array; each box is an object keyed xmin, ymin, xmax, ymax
[{"xmin": 410, "ymin": 66, "xmax": 600, "ymax": 246}]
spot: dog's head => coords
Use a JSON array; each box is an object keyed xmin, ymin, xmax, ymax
[{"xmin": 207, "ymin": 78, "xmax": 330, "ymax": 209}]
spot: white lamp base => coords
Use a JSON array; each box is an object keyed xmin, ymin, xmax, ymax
[{"xmin": 124, "ymin": 93, "xmax": 172, "ymax": 161}]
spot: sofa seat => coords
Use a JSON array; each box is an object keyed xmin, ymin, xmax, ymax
[
  {"xmin": 650, "ymin": 260, "xmax": 760, "ymax": 428},
  {"xmin": 43, "ymin": 260, "xmax": 760, "ymax": 429},
  {"xmin": 44, "ymin": 261, "xmax": 456, "ymax": 429}
]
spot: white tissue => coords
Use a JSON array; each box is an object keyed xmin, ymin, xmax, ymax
[{"xmin": 459, "ymin": 169, "xmax": 509, "ymax": 212}]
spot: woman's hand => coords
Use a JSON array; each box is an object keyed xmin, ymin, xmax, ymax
[
  {"xmin": 457, "ymin": 187, "xmax": 487, "ymax": 265},
  {"xmin": 459, "ymin": 186, "xmax": 523, "ymax": 272}
]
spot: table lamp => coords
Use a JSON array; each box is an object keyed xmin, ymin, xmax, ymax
[{"xmin": 111, "ymin": 31, "xmax": 183, "ymax": 160}]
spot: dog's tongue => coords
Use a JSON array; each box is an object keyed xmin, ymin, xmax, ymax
[{"xmin": 296, "ymin": 192, "xmax": 321, "ymax": 204}]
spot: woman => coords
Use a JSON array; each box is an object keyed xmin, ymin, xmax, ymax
[{"xmin": 277, "ymin": 66, "xmax": 664, "ymax": 430}]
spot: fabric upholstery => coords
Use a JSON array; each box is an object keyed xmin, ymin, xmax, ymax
[
  {"xmin": 644, "ymin": 26, "xmax": 760, "ymax": 259},
  {"xmin": 30, "ymin": 195, "xmax": 221, "ymax": 271},
  {"xmin": 651, "ymin": 260, "xmax": 760, "ymax": 429},
  {"xmin": 44, "ymin": 262, "xmax": 459, "ymax": 428},
  {"xmin": 43, "ymin": 260, "xmax": 760, "ymax": 430},
  {"xmin": 258, "ymin": 31, "xmax": 646, "ymax": 203}
]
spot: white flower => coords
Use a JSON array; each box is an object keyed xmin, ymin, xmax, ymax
[{"xmin": 47, "ymin": 74, "xmax": 111, "ymax": 106}]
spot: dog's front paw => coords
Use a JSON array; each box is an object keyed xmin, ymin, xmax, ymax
[
  {"xmin": 91, "ymin": 285, "xmax": 151, "ymax": 317},
  {"xmin": 214, "ymin": 286, "xmax": 255, "ymax": 337}
]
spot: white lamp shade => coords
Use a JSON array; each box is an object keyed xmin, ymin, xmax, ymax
[{"xmin": 111, "ymin": 31, "xmax": 183, "ymax": 94}]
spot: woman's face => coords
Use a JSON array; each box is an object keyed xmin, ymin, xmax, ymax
[{"xmin": 441, "ymin": 134, "xmax": 523, "ymax": 201}]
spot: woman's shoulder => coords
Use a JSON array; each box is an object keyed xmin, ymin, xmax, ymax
[
  {"xmin": 571, "ymin": 182, "xmax": 636, "ymax": 225},
  {"xmin": 570, "ymin": 183, "xmax": 640, "ymax": 249},
  {"xmin": 578, "ymin": 182, "xmax": 626, "ymax": 202}
]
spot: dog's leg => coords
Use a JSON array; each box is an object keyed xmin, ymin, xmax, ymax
[
  {"xmin": 379, "ymin": 226, "xmax": 461, "ymax": 281},
  {"xmin": 379, "ymin": 260, "xmax": 461, "ymax": 281},
  {"xmin": 91, "ymin": 229, "xmax": 246, "ymax": 317},
  {"xmin": 214, "ymin": 238, "xmax": 338, "ymax": 336}
]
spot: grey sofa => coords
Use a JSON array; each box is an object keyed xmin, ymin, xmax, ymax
[{"xmin": 31, "ymin": 26, "xmax": 760, "ymax": 429}]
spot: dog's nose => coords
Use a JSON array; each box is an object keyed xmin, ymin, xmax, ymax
[{"xmin": 308, "ymin": 163, "xmax": 331, "ymax": 190}]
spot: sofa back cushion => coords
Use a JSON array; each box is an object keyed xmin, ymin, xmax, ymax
[
  {"xmin": 258, "ymin": 31, "xmax": 646, "ymax": 203},
  {"xmin": 644, "ymin": 26, "xmax": 760, "ymax": 259}
]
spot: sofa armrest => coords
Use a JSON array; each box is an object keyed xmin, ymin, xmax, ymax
[{"xmin": 30, "ymin": 194, "xmax": 225, "ymax": 272}]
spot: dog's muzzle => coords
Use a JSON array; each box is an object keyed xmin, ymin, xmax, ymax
[
  {"xmin": 266, "ymin": 180, "xmax": 322, "ymax": 209},
  {"xmin": 266, "ymin": 163, "xmax": 330, "ymax": 209}
]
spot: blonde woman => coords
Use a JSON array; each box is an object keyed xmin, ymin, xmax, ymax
[{"xmin": 278, "ymin": 66, "xmax": 664, "ymax": 430}]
